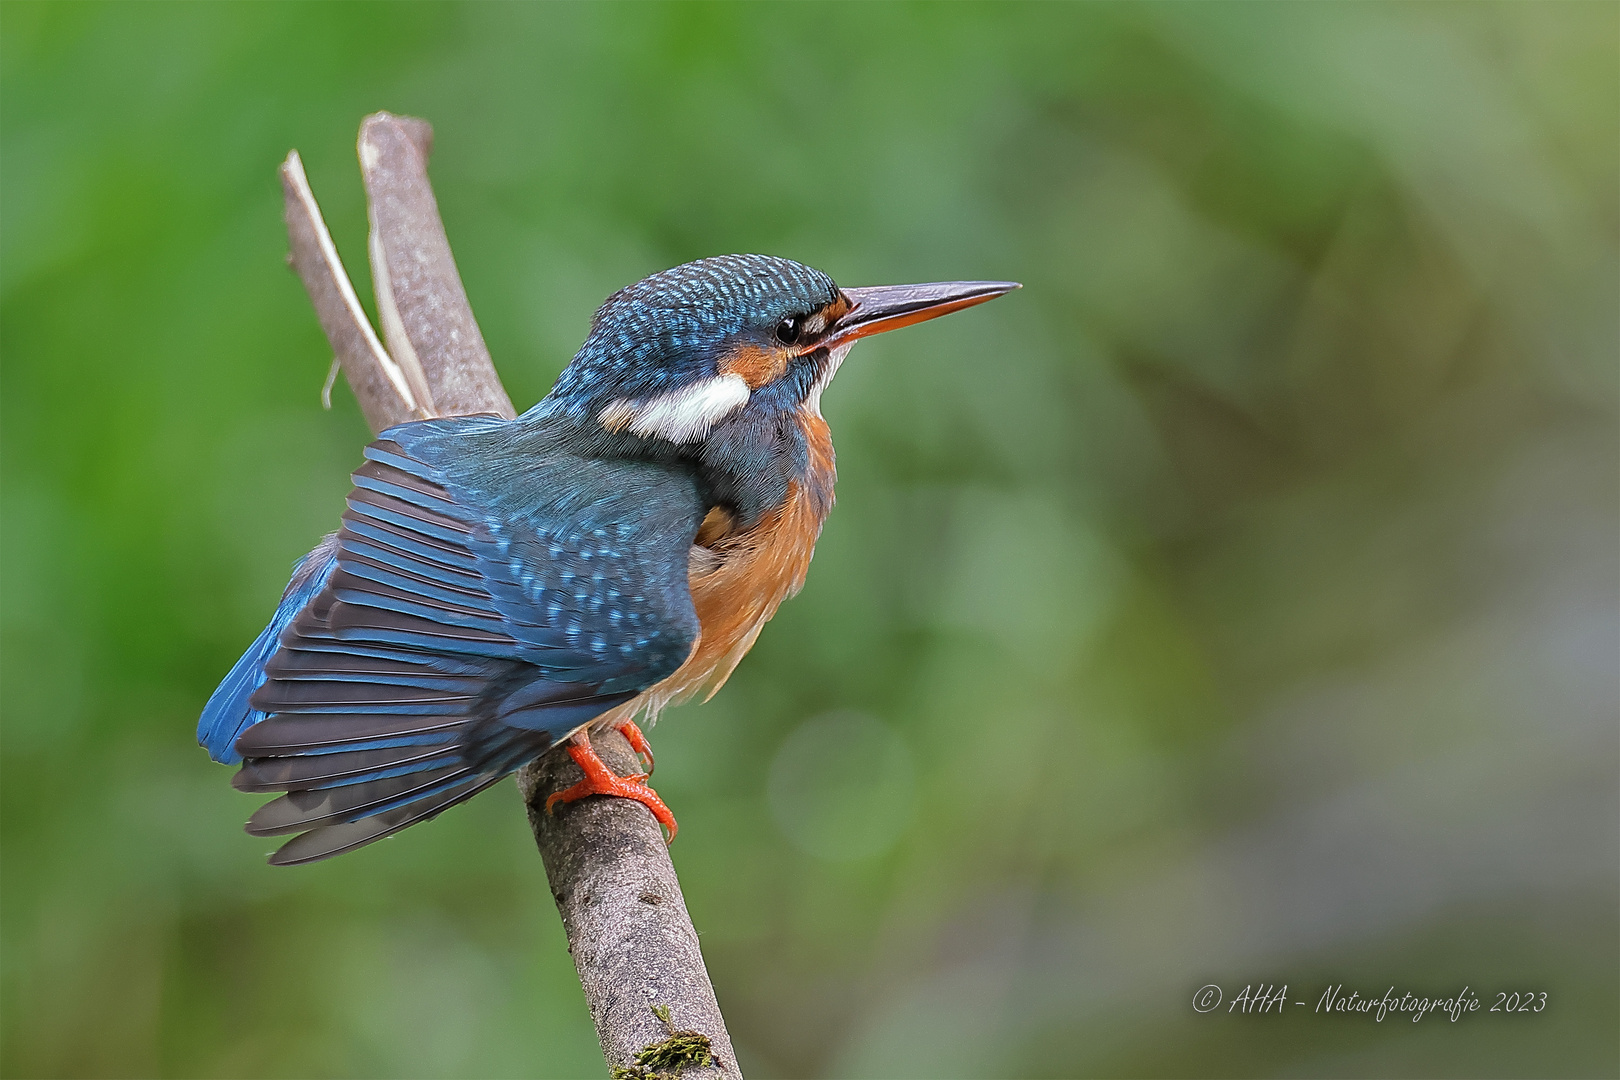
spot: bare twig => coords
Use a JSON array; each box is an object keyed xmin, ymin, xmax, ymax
[
  {"xmin": 278, "ymin": 112, "xmax": 737, "ymax": 1078},
  {"xmin": 280, "ymin": 150, "xmax": 424, "ymax": 433}
]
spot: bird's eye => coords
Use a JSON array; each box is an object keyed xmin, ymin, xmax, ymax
[{"xmin": 775, "ymin": 315, "xmax": 803, "ymax": 346}]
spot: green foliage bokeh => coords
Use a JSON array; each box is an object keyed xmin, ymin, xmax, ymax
[{"xmin": 3, "ymin": 3, "xmax": 1616, "ymax": 1077}]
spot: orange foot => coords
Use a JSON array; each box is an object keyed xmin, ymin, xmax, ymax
[
  {"xmin": 616, "ymin": 719, "xmax": 655, "ymax": 774},
  {"xmin": 545, "ymin": 730, "xmax": 677, "ymax": 842}
]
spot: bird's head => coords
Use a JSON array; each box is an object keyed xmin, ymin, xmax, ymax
[{"xmin": 540, "ymin": 254, "xmax": 1018, "ymax": 446}]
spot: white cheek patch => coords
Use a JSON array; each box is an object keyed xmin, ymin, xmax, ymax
[
  {"xmin": 804, "ymin": 342, "xmax": 855, "ymax": 419},
  {"xmin": 599, "ymin": 373, "xmax": 751, "ymax": 444}
]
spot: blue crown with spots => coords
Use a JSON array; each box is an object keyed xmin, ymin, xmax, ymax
[{"xmin": 542, "ymin": 254, "xmax": 839, "ymax": 411}]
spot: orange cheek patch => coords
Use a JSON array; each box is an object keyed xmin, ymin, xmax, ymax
[{"xmin": 719, "ymin": 342, "xmax": 789, "ymax": 388}]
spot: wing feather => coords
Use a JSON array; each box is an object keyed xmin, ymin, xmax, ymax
[
  {"xmin": 245, "ymin": 763, "xmax": 478, "ymax": 835},
  {"xmin": 235, "ymin": 713, "xmax": 467, "ymax": 754},
  {"xmin": 234, "ymin": 742, "xmax": 464, "ymax": 792},
  {"xmin": 265, "ymin": 775, "xmax": 504, "ymax": 866}
]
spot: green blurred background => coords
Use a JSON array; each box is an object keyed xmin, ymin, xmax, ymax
[{"xmin": 3, "ymin": 3, "xmax": 1616, "ymax": 1077}]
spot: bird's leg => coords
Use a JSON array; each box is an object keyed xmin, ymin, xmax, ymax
[
  {"xmin": 545, "ymin": 729, "xmax": 677, "ymax": 842},
  {"xmin": 616, "ymin": 719, "xmax": 655, "ymax": 774}
]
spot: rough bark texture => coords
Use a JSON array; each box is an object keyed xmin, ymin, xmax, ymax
[
  {"xmin": 519, "ymin": 731, "xmax": 737, "ymax": 1078},
  {"xmin": 358, "ymin": 112, "xmax": 516, "ymax": 421},
  {"xmin": 278, "ymin": 111, "xmax": 736, "ymax": 1079}
]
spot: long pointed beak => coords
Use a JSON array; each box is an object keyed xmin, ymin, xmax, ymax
[{"xmin": 826, "ymin": 280, "xmax": 1021, "ymax": 346}]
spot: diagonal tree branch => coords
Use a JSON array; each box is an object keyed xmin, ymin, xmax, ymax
[
  {"xmin": 357, "ymin": 114, "xmax": 515, "ymax": 421},
  {"xmin": 278, "ymin": 112, "xmax": 737, "ymax": 1079}
]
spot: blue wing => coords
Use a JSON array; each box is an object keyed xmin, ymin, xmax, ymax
[{"xmin": 203, "ymin": 416, "xmax": 704, "ymax": 864}]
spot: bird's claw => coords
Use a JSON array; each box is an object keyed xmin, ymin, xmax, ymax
[{"xmin": 545, "ymin": 734, "xmax": 677, "ymax": 843}]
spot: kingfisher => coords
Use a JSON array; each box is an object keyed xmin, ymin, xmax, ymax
[{"xmin": 198, "ymin": 254, "xmax": 1017, "ymax": 864}]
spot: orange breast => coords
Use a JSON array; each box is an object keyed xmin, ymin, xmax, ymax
[{"xmin": 599, "ymin": 410, "xmax": 836, "ymax": 729}]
